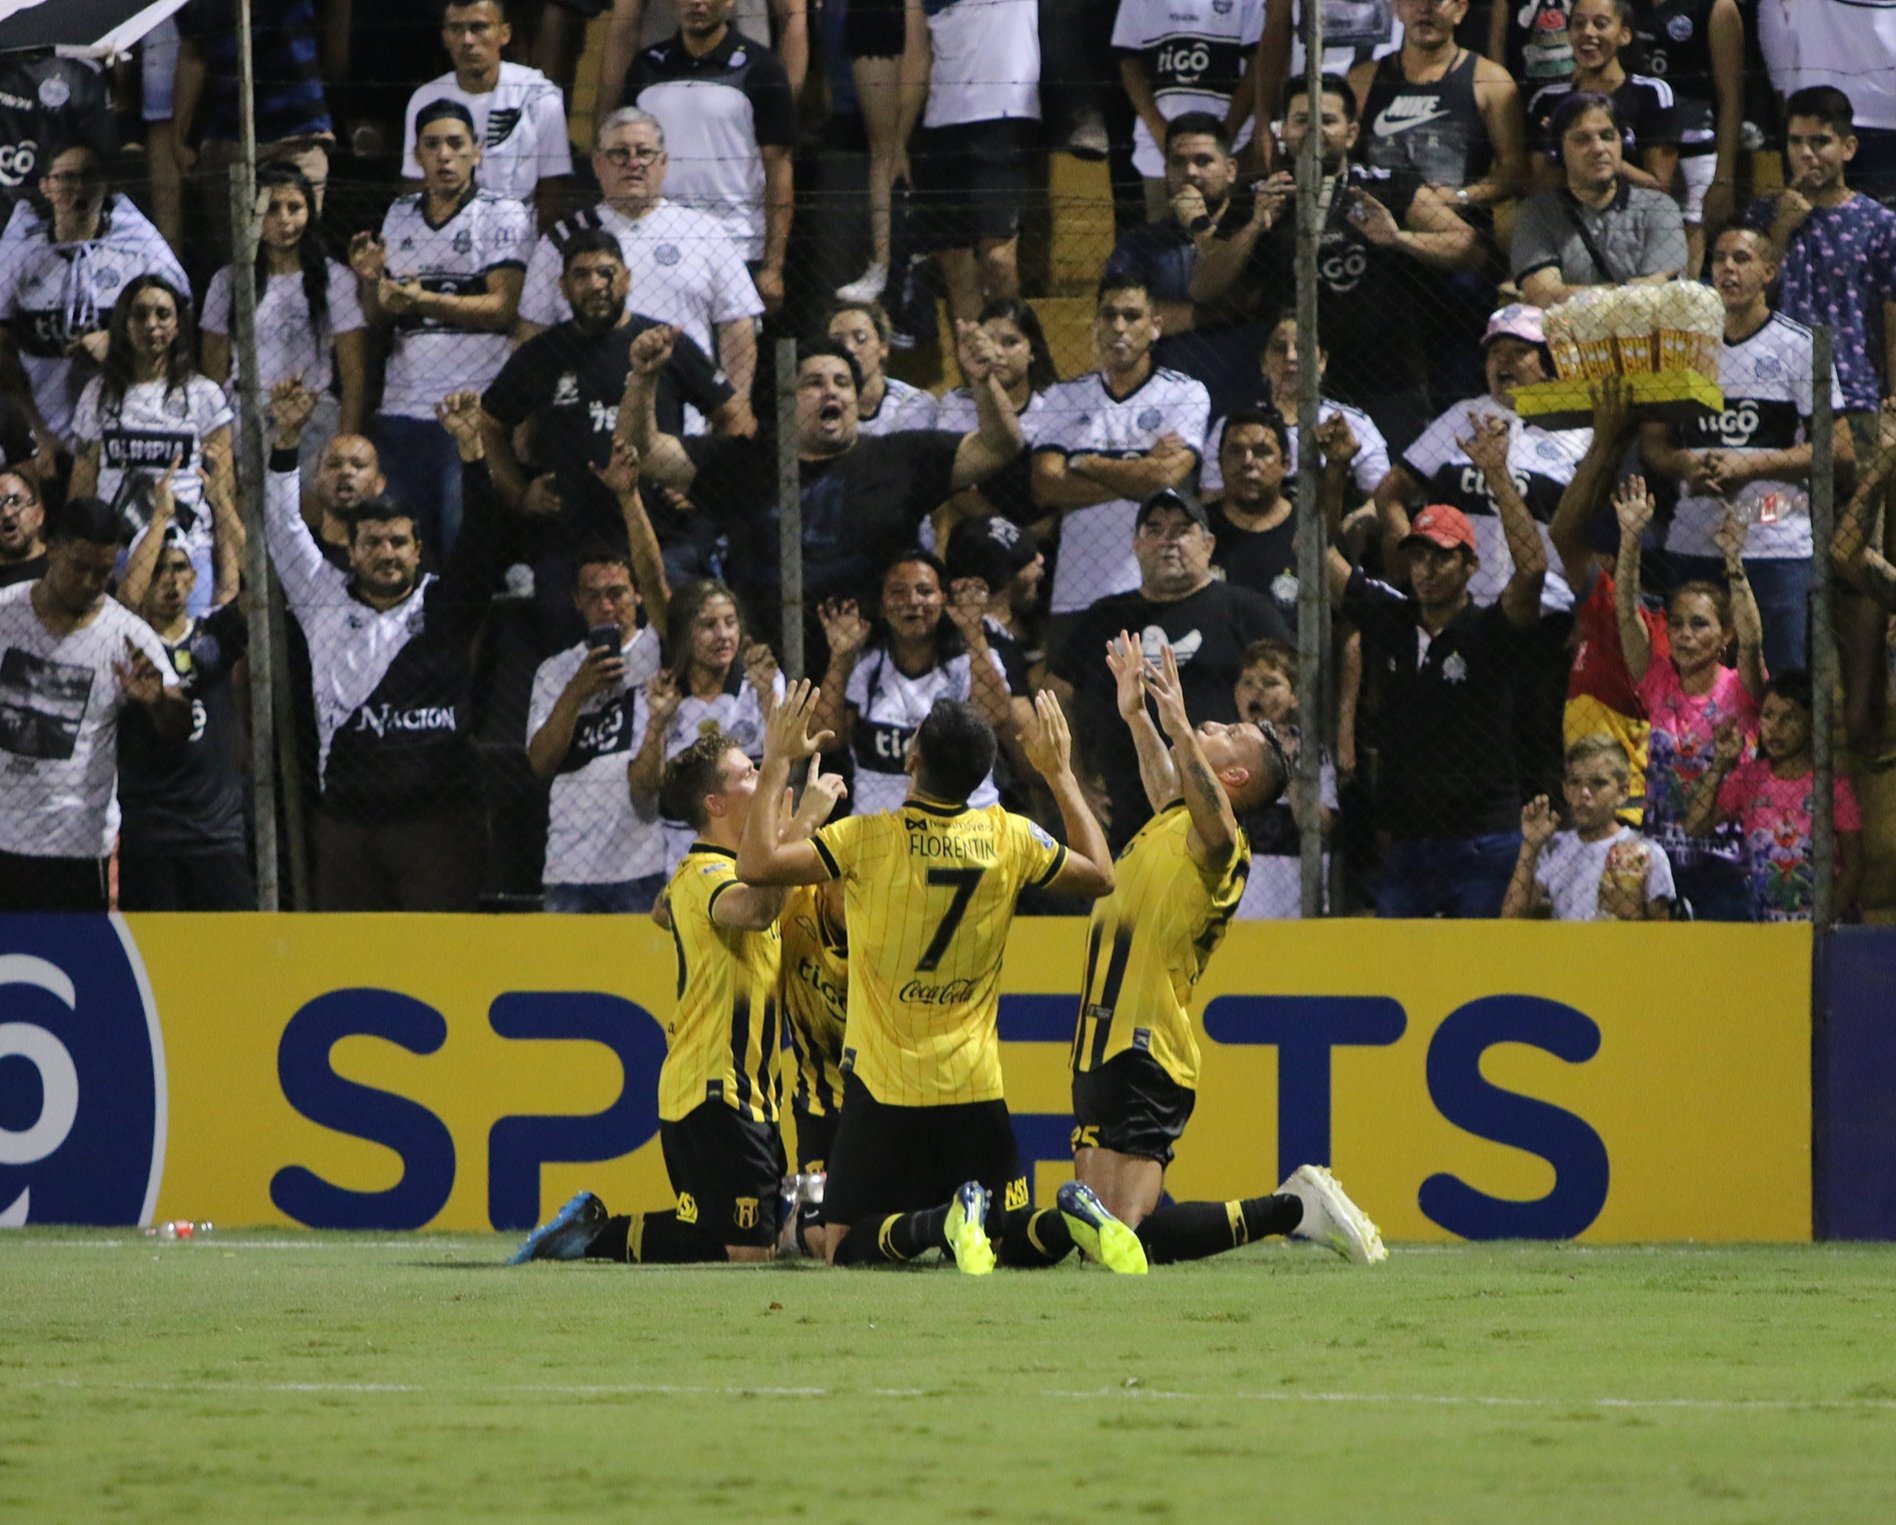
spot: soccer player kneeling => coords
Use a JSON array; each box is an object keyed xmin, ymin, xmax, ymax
[
  {"xmin": 739, "ymin": 682, "xmax": 1122, "ymax": 1272},
  {"xmin": 1070, "ymin": 633, "xmax": 1388, "ymax": 1266},
  {"xmin": 510, "ymin": 729, "xmax": 846, "ymax": 1265}
]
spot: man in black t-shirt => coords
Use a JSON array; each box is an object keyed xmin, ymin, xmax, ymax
[
  {"xmin": 1323, "ymin": 501, "xmax": 1546, "ymax": 919},
  {"xmin": 624, "ymin": 323, "xmax": 1023, "ymax": 621},
  {"xmin": 117, "ymin": 538, "xmax": 254, "ymax": 910},
  {"xmin": 1050, "ymin": 487, "xmax": 1291, "ymax": 850},
  {"xmin": 0, "ymin": 469, "xmax": 46, "ymax": 589},
  {"xmin": 481, "ymin": 229, "xmax": 747, "ymax": 576},
  {"xmin": 1191, "ymin": 74, "xmax": 1484, "ymax": 447}
]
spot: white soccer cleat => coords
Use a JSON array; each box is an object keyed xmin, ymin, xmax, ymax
[{"xmin": 1278, "ymin": 1164, "xmax": 1388, "ymax": 1265}]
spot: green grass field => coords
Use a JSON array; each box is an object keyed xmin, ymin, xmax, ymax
[{"xmin": 4, "ymin": 1235, "xmax": 1894, "ymax": 1522}]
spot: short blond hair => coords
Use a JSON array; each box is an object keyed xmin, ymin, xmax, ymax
[{"xmin": 1564, "ymin": 732, "xmax": 1630, "ymax": 786}]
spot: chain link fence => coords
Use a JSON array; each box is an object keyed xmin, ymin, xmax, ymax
[{"xmin": 0, "ymin": 2, "xmax": 1887, "ymax": 924}]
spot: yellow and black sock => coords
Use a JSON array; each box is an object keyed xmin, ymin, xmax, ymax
[
  {"xmin": 591, "ymin": 1211, "xmax": 728, "ymax": 1263},
  {"xmin": 833, "ymin": 1207, "xmax": 948, "ymax": 1265},
  {"xmin": 996, "ymin": 1208, "xmax": 1075, "ymax": 1268},
  {"xmin": 1135, "ymin": 1195, "xmax": 1302, "ymax": 1265}
]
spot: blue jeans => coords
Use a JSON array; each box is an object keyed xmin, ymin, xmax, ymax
[
  {"xmin": 1667, "ymin": 553, "xmax": 1810, "ymax": 676},
  {"xmin": 374, "ymin": 413, "xmax": 465, "ymax": 559},
  {"xmin": 542, "ymin": 875, "xmax": 665, "ymax": 914},
  {"xmin": 1377, "ymin": 831, "xmax": 1523, "ymax": 919}
]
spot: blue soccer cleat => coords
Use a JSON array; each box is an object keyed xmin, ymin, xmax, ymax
[{"xmin": 509, "ymin": 1190, "xmax": 608, "ymax": 1264}]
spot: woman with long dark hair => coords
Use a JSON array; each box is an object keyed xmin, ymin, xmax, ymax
[
  {"xmin": 200, "ymin": 161, "xmax": 368, "ymax": 470},
  {"xmin": 627, "ymin": 576, "xmax": 784, "ymax": 868},
  {"xmin": 70, "ymin": 275, "xmax": 238, "ymax": 619},
  {"xmin": 812, "ymin": 549, "xmax": 1019, "ymax": 816}
]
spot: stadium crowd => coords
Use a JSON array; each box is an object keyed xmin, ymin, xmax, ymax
[{"xmin": 1, "ymin": 0, "xmax": 1893, "ymax": 929}]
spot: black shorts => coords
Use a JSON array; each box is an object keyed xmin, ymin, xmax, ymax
[
  {"xmin": 843, "ymin": 0, "xmax": 906, "ymax": 59},
  {"xmin": 823, "ymin": 1074, "xmax": 1028, "ymax": 1226},
  {"xmin": 660, "ymin": 1101, "xmax": 787, "ymax": 1248},
  {"xmin": 912, "ymin": 119, "xmax": 1032, "ymax": 251},
  {"xmin": 791, "ymin": 1103, "xmax": 839, "ymax": 1177},
  {"xmin": 1071, "ymin": 1050, "xmax": 1197, "ymax": 1167}
]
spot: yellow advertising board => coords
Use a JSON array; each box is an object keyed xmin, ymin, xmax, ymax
[{"xmin": 0, "ymin": 915, "xmax": 1810, "ymax": 1240}]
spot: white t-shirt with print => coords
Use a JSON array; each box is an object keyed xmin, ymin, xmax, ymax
[
  {"xmin": 857, "ymin": 377, "xmax": 940, "ymax": 437},
  {"xmin": 402, "ymin": 62, "xmax": 573, "ymax": 205},
  {"xmin": 201, "ymin": 258, "xmax": 366, "ymax": 398},
  {"xmin": 528, "ymin": 627, "xmax": 665, "ymax": 885},
  {"xmin": 1534, "ymin": 824, "xmax": 1677, "ymax": 921},
  {"xmin": 0, "ymin": 582, "xmax": 179, "ymax": 857}
]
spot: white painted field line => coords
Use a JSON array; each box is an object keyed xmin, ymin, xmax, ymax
[{"xmin": 14, "ymin": 1377, "xmax": 1896, "ymax": 1414}]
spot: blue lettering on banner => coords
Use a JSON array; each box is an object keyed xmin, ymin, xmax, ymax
[
  {"xmin": 0, "ymin": 916, "xmax": 163, "ymax": 1226},
  {"xmin": 270, "ymin": 990, "xmax": 457, "ymax": 1230},
  {"xmin": 1202, "ymin": 995, "xmax": 1408, "ymax": 1170},
  {"xmin": 486, "ymin": 993, "xmax": 665, "ymax": 1230},
  {"xmin": 1420, "ymin": 996, "xmax": 1610, "ymax": 1240}
]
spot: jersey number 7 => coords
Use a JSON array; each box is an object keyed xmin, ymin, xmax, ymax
[{"xmin": 916, "ymin": 867, "xmax": 984, "ymax": 971}]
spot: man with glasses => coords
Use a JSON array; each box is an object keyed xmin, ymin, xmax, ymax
[
  {"xmin": 0, "ymin": 472, "xmax": 46, "ymax": 589},
  {"xmin": 514, "ymin": 108, "xmax": 763, "ymax": 402}
]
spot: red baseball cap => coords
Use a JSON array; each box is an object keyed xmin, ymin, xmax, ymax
[{"xmin": 1402, "ymin": 504, "xmax": 1477, "ymax": 554}]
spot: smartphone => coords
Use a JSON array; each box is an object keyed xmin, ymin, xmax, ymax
[{"xmin": 586, "ymin": 624, "xmax": 622, "ymax": 657}]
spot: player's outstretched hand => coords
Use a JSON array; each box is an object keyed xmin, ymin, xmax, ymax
[
  {"xmin": 792, "ymin": 751, "xmax": 849, "ymax": 836},
  {"xmin": 1104, "ymin": 629, "xmax": 1146, "ymax": 723},
  {"xmin": 1022, "ymin": 688, "xmax": 1074, "ymax": 779},
  {"xmin": 1145, "ymin": 642, "xmax": 1192, "ymax": 740},
  {"xmin": 764, "ymin": 677, "xmax": 834, "ymax": 762}
]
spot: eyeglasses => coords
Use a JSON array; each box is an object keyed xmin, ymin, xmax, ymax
[
  {"xmin": 0, "ymin": 492, "xmax": 38, "ymax": 512},
  {"xmin": 599, "ymin": 145, "xmax": 663, "ymax": 167}
]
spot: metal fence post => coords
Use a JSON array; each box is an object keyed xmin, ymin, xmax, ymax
[
  {"xmin": 1810, "ymin": 325, "xmax": 1836, "ymax": 931},
  {"xmin": 776, "ymin": 336, "xmax": 804, "ymax": 682},
  {"xmin": 1294, "ymin": 0, "xmax": 1327, "ymax": 918}
]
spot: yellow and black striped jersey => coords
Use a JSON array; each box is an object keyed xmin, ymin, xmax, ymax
[
  {"xmin": 779, "ymin": 883, "xmax": 848, "ymax": 1118},
  {"xmin": 811, "ymin": 797, "xmax": 1067, "ymax": 1106},
  {"xmin": 1071, "ymin": 801, "xmax": 1249, "ymax": 1091},
  {"xmin": 659, "ymin": 841, "xmax": 783, "ymax": 1124}
]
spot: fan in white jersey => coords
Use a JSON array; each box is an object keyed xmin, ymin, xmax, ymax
[
  {"xmin": 1645, "ymin": 224, "xmax": 1851, "ymax": 675},
  {"xmin": 351, "ymin": 98, "xmax": 531, "ymax": 557},
  {"xmin": 200, "ymin": 161, "xmax": 368, "ymax": 471},
  {"xmin": 828, "ymin": 300, "xmax": 939, "ymax": 436},
  {"xmin": 1201, "ymin": 313, "xmax": 1391, "ymax": 500},
  {"xmin": 1031, "ymin": 275, "xmax": 1211, "ymax": 616},
  {"xmin": 627, "ymin": 576, "xmax": 785, "ymax": 868},
  {"xmin": 0, "ymin": 141, "xmax": 188, "ymax": 449},
  {"xmin": 402, "ymin": 1, "xmax": 573, "ymax": 216},
  {"xmin": 1113, "ymin": 0, "xmax": 1266, "ymax": 190},
  {"xmin": 809, "ymin": 549, "xmax": 1018, "ymax": 816},
  {"xmin": 528, "ymin": 551, "xmax": 667, "ymax": 913},
  {"xmin": 515, "ymin": 109, "xmax": 762, "ymax": 401},
  {"xmin": 1378, "ymin": 304, "xmax": 1591, "ymax": 614},
  {"xmin": 933, "ymin": 297, "xmax": 1062, "ymax": 531},
  {"xmin": 70, "ymin": 276, "xmax": 236, "ymax": 622}
]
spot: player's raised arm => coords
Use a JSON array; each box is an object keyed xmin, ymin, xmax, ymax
[
  {"xmin": 1145, "ymin": 643, "xmax": 1239, "ymax": 866},
  {"xmin": 736, "ymin": 679, "xmax": 837, "ymax": 886},
  {"xmin": 1022, "ymin": 691, "xmax": 1116, "ymax": 899},
  {"xmin": 1107, "ymin": 629, "xmax": 1178, "ymax": 813}
]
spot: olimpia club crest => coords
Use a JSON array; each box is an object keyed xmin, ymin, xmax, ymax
[{"xmin": 0, "ymin": 916, "xmax": 165, "ymax": 1226}]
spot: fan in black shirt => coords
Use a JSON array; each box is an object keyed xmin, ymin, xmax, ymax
[
  {"xmin": 1050, "ymin": 487, "xmax": 1292, "ymax": 850},
  {"xmin": 623, "ymin": 323, "xmax": 1023, "ymax": 621}
]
